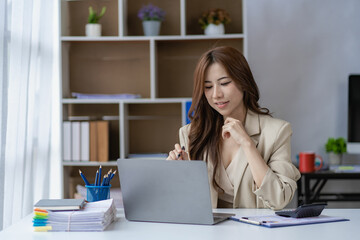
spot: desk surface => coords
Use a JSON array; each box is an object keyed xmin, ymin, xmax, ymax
[{"xmin": 0, "ymin": 208, "xmax": 358, "ymax": 240}]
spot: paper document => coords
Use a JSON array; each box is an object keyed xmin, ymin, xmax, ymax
[
  {"xmin": 230, "ymin": 214, "xmax": 348, "ymax": 228},
  {"xmin": 33, "ymin": 199, "xmax": 116, "ymax": 232}
]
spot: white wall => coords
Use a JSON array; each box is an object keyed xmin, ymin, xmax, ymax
[{"xmin": 247, "ymin": 0, "xmax": 360, "ymax": 207}]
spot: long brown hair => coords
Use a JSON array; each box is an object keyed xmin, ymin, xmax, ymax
[{"xmin": 188, "ymin": 46, "xmax": 270, "ymax": 191}]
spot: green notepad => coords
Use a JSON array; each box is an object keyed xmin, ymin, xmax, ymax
[{"xmin": 34, "ymin": 199, "xmax": 86, "ymax": 211}]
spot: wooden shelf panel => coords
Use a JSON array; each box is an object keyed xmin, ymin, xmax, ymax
[
  {"xmin": 61, "ymin": 0, "xmax": 119, "ymax": 36},
  {"xmin": 126, "ymin": 103, "xmax": 182, "ymax": 155},
  {"xmin": 62, "ymin": 41, "xmax": 151, "ymax": 98},
  {"xmin": 186, "ymin": 0, "xmax": 243, "ymax": 35},
  {"xmin": 126, "ymin": 0, "xmax": 181, "ymax": 36},
  {"xmin": 65, "ymin": 103, "xmax": 119, "ymax": 118},
  {"xmin": 156, "ymin": 38, "xmax": 244, "ymax": 98}
]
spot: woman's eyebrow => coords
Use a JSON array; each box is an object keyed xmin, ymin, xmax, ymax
[
  {"xmin": 216, "ymin": 76, "xmax": 229, "ymax": 81},
  {"xmin": 204, "ymin": 76, "xmax": 229, "ymax": 83}
]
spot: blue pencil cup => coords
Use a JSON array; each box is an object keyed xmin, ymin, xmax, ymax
[{"xmin": 86, "ymin": 184, "xmax": 111, "ymax": 202}]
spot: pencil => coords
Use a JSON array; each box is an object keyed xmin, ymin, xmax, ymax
[
  {"xmin": 94, "ymin": 170, "xmax": 99, "ymax": 186},
  {"xmin": 98, "ymin": 165, "xmax": 102, "ymax": 186},
  {"xmin": 110, "ymin": 170, "xmax": 117, "ymax": 180},
  {"xmin": 101, "ymin": 174, "xmax": 107, "ymax": 186},
  {"xmin": 79, "ymin": 169, "xmax": 90, "ymax": 186}
]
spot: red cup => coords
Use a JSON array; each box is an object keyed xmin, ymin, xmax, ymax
[{"xmin": 299, "ymin": 152, "xmax": 323, "ymax": 173}]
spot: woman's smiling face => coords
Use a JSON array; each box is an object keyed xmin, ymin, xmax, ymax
[{"xmin": 204, "ymin": 63, "xmax": 245, "ymax": 119}]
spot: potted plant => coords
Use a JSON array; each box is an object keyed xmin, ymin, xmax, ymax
[
  {"xmin": 86, "ymin": 6, "xmax": 107, "ymax": 37},
  {"xmin": 198, "ymin": 8, "xmax": 231, "ymax": 35},
  {"xmin": 325, "ymin": 137, "xmax": 347, "ymax": 165},
  {"xmin": 138, "ymin": 4, "xmax": 166, "ymax": 36}
]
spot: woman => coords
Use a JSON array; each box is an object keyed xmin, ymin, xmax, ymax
[{"xmin": 167, "ymin": 46, "xmax": 300, "ymax": 210}]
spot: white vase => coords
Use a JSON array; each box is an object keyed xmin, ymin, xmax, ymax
[
  {"xmin": 142, "ymin": 21, "xmax": 161, "ymax": 36},
  {"xmin": 204, "ymin": 23, "xmax": 225, "ymax": 35},
  {"xmin": 86, "ymin": 23, "xmax": 102, "ymax": 37},
  {"xmin": 328, "ymin": 152, "xmax": 342, "ymax": 165}
]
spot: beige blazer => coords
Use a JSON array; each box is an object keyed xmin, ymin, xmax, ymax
[{"xmin": 179, "ymin": 110, "xmax": 301, "ymax": 210}]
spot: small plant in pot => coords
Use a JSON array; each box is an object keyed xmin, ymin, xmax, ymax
[
  {"xmin": 325, "ymin": 137, "xmax": 347, "ymax": 165},
  {"xmin": 198, "ymin": 8, "xmax": 231, "ymax": 35},
  {"xmin": 86, "ymin": 6, "xmax": 107, "ymax": 37},
  {"xmin": 138, "ymin": 4, "xmax": 166, "ymax": 36}
]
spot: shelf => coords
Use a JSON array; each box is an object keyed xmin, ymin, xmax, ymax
[
  {"xmin": 157, "ymin": 38, "xmax": 244, "ymax": 98},
  {"xmin": 186, "ymin": 0, "xmax": 243, "ymax": 35},
  {"xmin": 61, "ymin": 0, "xmax": 119, "ymax": 36},
  {"xmin": 123, "ymin": 103, "xmax": 182, "ymax": 157},
  {"xmin": 61, "ymin": 34, "xmax": 245, "ymax": 41},
  {"xmin": 126, "ymin": 115, "xmax": 179, "ymax": 120},
  {"xmin": 61, "ymin": 41, "xmax": 151, "ymax": 98},
  {"xmin": 60, "ymin": 0, "xmax": 245, "ymax": 198},
  {"xmin": 126, "ymin": 0, "xmax": 181, "ymax": 36},
  {"xmin": 62, "ymin": 98, "xmax": 192, "ymax": 104},
  {"xmin": 63, "ymin": 161, "xmax": 118, "ymax": 166}
]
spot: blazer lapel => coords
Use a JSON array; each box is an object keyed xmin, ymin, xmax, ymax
[{"xmin": 233, "ymin": 110, "xmax": 260, "ymax": 207}]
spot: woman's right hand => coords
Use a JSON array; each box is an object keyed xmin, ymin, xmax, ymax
[{"xmin": 166, "ymin": 143, "xmax": 189, "ymax": 160}]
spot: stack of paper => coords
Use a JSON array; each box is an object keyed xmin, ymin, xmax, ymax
[{"xmin": 33, "ymin": 199, "xmax": 116, "ymax": 232}]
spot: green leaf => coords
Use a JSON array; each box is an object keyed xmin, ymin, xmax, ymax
[
  {"xmin": 88, "ymin": 6, "xmax": 106, "ymax": 23},
  {"xmin": 325, "ymin": 137, "xmax": 347, "ymax": 154},
  {"xmin": 99, "ymin": 7, "xmax": 107, "ymax": 18}
]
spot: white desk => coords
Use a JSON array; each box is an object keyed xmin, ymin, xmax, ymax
[{"xmin": 0, "ymin": 208, "xmax": 358, "ymax": 240}]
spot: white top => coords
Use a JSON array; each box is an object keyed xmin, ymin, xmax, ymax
[{"xmin": 0, "ymin": 208, "xmax": 357, "ymax": 240}]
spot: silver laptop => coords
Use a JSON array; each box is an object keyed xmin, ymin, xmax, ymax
[{"xmin": 117, "ymin": 158, "xmax": 235, "ymax": 225}]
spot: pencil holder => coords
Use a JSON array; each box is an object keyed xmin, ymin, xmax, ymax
[{"xmin": 85, "ymin": 184, "xmax": 111, "ymax": 202}]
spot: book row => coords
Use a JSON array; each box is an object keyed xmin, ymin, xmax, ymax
[{"xmin": 63, "ymin": 121, "xmax": 109, "ymax": 162}]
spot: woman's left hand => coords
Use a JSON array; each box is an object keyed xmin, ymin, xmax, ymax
[
  {"xmin": 222, "ymin": 117, "xmax": 269, "ymax": 188},
  {"xmin": 222, "ymin": 117, "xmax": 251, "ymax": 146}
]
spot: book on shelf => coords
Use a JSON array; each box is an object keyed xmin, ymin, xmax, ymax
[
  {"xmin": 71, "ymin": 121, "xmax": 81, "ymax": 161},
  {"xmin": 72, "ymin": 92, "xmax": 141, "ymax": 99},
  {"xmin": 34, "ymin": 198, "xmax": 86, "ymax": 211},
  {"xmin": 96, "ymin": 121, "xmax": 109, "ymax": 162},
  {"xmin": 89, "ymin": 120, "xmax": 109, "ymax": 162},
  {"xmin": 80, "ymin": 121, "xmax": 90, "ymax": 161},
  {"xmin": 68, "ymin": 116, "xmax": 97, "ymax": 121},
  {"xmin": 90, "ymin": 121, "xmax": 98, "ymax": 162},
  {"xmin": 63, "ymin": 121, "xmax": 72, "ymax": 161}
]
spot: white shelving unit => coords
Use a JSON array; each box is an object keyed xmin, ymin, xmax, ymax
[{"xmin": 60, "ymin": 0, "xmax": 247, "ymax": 198}]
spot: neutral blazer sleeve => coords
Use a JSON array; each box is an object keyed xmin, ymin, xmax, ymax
[
  {"xmin": 253, "ymin": 121, "xmax": 300, "ymax": 210},
  {"xmin": 179, "ymin": 124, "xmax": 190, "ymax": 156}
]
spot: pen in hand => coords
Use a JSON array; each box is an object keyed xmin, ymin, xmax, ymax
[{"xmin": 177, "ymin": 146, "xmax": 186, "ymax": 160}]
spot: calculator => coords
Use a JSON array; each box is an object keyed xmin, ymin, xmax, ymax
[{"xmin": 275, "ymin": 202, "xmax": 327, "ymax": 218}]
